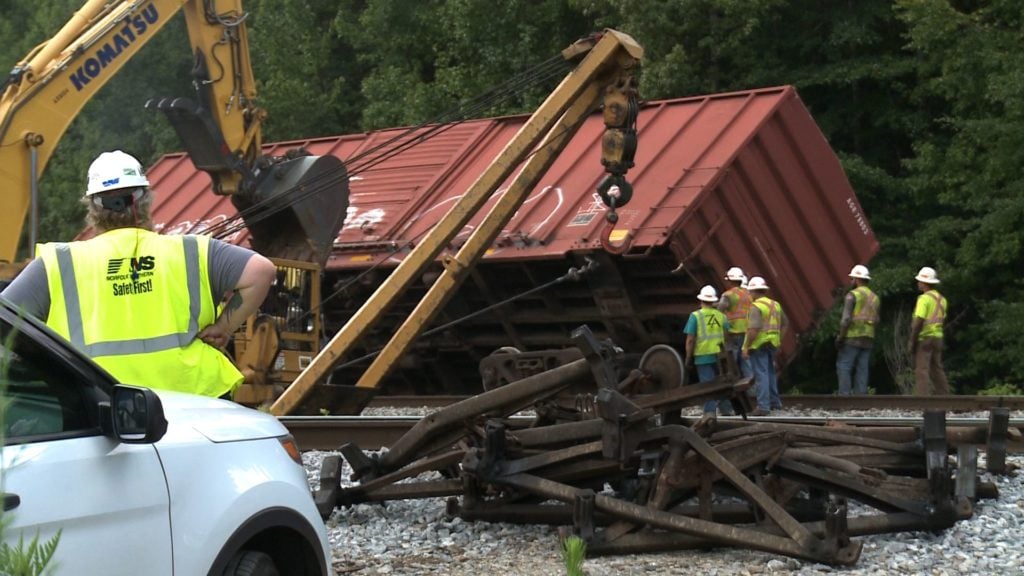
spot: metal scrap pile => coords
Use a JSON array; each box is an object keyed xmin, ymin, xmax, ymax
[{"xmin": 315, "ymin": 327, "xmax": 1012, "ymax": 566}]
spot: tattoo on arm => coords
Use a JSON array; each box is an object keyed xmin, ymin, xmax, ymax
[{"xmin": 222, "ymin": 292, "xmax": 243, "ymax": 325}]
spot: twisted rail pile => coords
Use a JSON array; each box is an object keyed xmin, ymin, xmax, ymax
[{"xmin": 313, "ymin": 328, "xmax": 1016, "ymax": 566}]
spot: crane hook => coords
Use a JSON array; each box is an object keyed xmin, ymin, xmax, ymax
[
  {"xmin": 600, "ymin": 215, "xmax": 633, "ymax": 255},
  {"xmin": 599, "ymin": 185, "xmax": 633, "ymax": 254}
]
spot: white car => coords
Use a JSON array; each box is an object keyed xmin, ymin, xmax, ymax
[{"xmin": 0, "ymin": 299, "xmax": 330, "ymax": 575}]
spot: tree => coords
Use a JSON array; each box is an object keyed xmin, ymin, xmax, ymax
[
  {"xmin": 894, "ymin": 0, "xmax": 1024, "ymax": 389},
  {"xmin": 247, "ymin": 0, "xmax": 365, "ymax": 138}
]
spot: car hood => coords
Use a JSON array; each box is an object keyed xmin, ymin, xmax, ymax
[{"xmin": 153, "ymin": 390, "xmax": 287, "ymax": 443}]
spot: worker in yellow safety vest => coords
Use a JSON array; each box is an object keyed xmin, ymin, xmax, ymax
[
  {"xmin": 1, "ymin": 150, "xmax": 276, "ymax": 399},
  {"xmin": 908, "ymin": 266, "xmax": 949, "ymax": 396},
  {"xmin": 685, "ymin": 285, "xmax": 729, "ymax": 417},
  {"xmin": 742, "ymin": 276, "xmax": 787, "ymax": 416},
  {"xmin": 835, "ymin": 264, "xmax": 880, "ymax": 395}
]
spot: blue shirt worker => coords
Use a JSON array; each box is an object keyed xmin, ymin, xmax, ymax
[
  {"xmin": 685, "ymin": 285, "xmax": 730, "ymax": 417},
  {"xmin": 742, "ymin": 276, "xmax": 787, "ymax": 416},
  {"xmin": 835, "ymin": 264, "xmax": 880, "ymax": 395},
  {"xmin": 2, "ymin": 150, "xmax": 276, "ymax": 399}
]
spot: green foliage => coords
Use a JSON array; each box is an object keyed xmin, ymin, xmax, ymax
[
  {"xmin": 248, "ymin": 0, "xmax": 365, "ymax": 138},
  {"xmin": 0, "ymin": 532, "xmax": 62, "ymax": 576},
  {"xmin": 561, "ymin": 535, "xmax": 586, "ymax": 576},
  {"xmin": 977, "ymin": 382, "xmax": 1023, "ymax": 397},
  {"xmin": 890, "ymin": 0, "xmax": 1024, "ymax": 392}
]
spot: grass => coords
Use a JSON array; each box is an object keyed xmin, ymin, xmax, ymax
[{"xmin": 562, "ymin": 535, "xmax": 586, "ymax": 576}]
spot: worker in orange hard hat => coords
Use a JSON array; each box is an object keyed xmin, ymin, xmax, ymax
[
  {"xmin": 835, "ymin": 265, "xmax": 880, "ymax": 395},
  {"xmin": 908, "ymin": 266, "xmax": 949, "ymax": 395},
  {"xmin": 717, "ymin": 266, "xmax": 753, "ymax": 414}
]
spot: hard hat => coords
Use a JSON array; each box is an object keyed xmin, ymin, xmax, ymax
[
  {"xmin": 86, "ymin": 150, "xmax": 150, "ymax": 196},
  {"xmin": 724, "ymin": 266, "xmax": 745, "ymax": 282},
  {"xmin": 697, "ymin": 285, "xmax": 718, "ymax": 303},
  {"xmin": 914, "ymin": 266, "xmax": 940, "ymax": 284},
  {"xmin": 849, "ymin": 264, "xmax": 871, "ymax": 280},
  {"xmin": 747, "ymin": 276, "xmax": 769, "ymax": 291}
]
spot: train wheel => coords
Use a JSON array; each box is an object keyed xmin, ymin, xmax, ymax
[{"xmin": 637, "ymin": 344, "xmax": 686, "ymax": 424}]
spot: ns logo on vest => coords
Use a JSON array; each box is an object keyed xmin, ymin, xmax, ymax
[
  {"xmin": 107, "ymin": 256, "xmax": 157, "ymax": 296},
  {"xmin": 107, "ymin": 256, "xmax": 155, "ymax": 277}
]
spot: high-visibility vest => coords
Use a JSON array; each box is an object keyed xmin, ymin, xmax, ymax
[
  {"xmin": 917, "ymin": 290, "xmax": 946, "ymax": 339},
  {"xmin": 722, "ymin": 287, "xmax": 752, "ymax": 334},
  {"xmin": 37, "ymin": 228, "xmax": 242, "ymax": 397},
  {"xmin": 690, "ymin": 307, "xmax": 726, "ymax": 356},
  {"xmin": 747, "ymin": 296, "xmax": 782, "ymax": 350},
  {"xmin": 847, "ymin": 286, "xmax": 880, "ymax": 339}
]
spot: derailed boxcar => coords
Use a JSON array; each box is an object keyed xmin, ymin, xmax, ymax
[{"xmin": 146, "ymin": 85, "xmax": 878, "ymax": 395}]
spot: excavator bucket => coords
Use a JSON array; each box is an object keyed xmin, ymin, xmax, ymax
[
  {"xmin": 238, "ymin": 153, "xmax": 350, "ymax": 265},
  {"xmin": 148, "ymin": 96, "xmax": 350, "ymax": 265}
]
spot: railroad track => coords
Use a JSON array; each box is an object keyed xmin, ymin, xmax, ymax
[
  {"xmin": 367, "ymin": 394, "xmax": 1024, "ymax": 412},
  {"xmin": 283, "ymin": 414, "xmax": 1024, "ymax": 452}
]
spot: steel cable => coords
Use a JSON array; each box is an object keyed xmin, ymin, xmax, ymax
[{"xmin": 191, "ymin": 54, "xmax": 571, "ymax": 240}]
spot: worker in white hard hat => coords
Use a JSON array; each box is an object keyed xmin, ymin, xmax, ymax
[
  {"xmin": 717, "ymin": 266, "xmax": 753, "ymax": 414},
  {"xmin": 2, "ymin": 150, "xmax": 276, "ymax": 399},
  {"xmin": 742, "ymin": 276, "xmax": 787, "ymax": 416},
  {"xmin": 685, "ymin": 285, "xmax": 730, "ymax": 418},
  {"xmin": 835, "ymin": 264, "xmax": 880, "ymax": 395},
  {"xmin": 908, "ymin": 266, "xmax": 949, "ymax": 395}
]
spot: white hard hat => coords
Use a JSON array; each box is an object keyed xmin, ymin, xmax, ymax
[
  {"xmin": 747, "ymin": 276, "xmax": 769, "ymax": 291},
  {"xmin": 915, "ymin": 266, "xmax": 940, "ymax": 284},
  {"xmin": 724, "ymin": 266, "xmax": 745, "ymax": 282},
  {"xmin": 849, "ymin": 264, "xmax": 871, "ymax": 280},
  {"xmin": 697, "ymin": 285, "xmax": 718, "ymax": 303},
  {"xmin": 86, "ymin": 150, "xmax": 150, "ymax": 196}
]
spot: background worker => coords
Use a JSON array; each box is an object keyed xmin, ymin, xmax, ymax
[
  {"xmin": 742, "ymin": 276, "xmax": 787, "ymax": 416},
  {"xmin": 835, "ymin": 264, "xmax": 880, "ymax": 395},
  {"xmin": 685, "ymin": 285, "xmax": 729, "ymax": 418},
  {"xmin": 908, "ymin": 266, "xmax": 949, "ymax": 395},
  {"xmin": 1, "ymin": 150, "xmax": 276, "ymax": 399},
  {"xmin": 718, "ymin": 266, "xmax": 754, "ymax": 383}
]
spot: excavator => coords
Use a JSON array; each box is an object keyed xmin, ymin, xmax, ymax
[
  {"xmin": 0, "ymin": 0, "xmax": 349, "ymax": 408},
  {"xmin": 0, "ymin": 0, "xmax": 349, "ymax": 279}
]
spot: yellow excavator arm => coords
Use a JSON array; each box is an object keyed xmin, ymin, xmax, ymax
[{"xmin": 0, "ymin": 0, "xmax": 348, "ymax": 275}]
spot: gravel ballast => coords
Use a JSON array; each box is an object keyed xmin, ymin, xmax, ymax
[{"xmin": 303, "ymin": 406, "xmax": 1023, "ymax": 575}]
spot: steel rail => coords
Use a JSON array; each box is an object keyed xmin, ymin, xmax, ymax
[
  {"xmin": 367, "ymin": 394, "xmax": 1024, "ymax": 412},
  {"xmin": 780, "ymin": 394, "xmax": 1024, "ymax": 412}
]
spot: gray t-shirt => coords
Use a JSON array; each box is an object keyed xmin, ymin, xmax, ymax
[
  {"xmin": 838, "ymin": 290, "xmax": 875, "ymax": 348},
  {"xmin": 747, "ymin": 297, "xmax": 788, "ymax": 332},
  {"xmin": 1, "ymin": 236, "xmax": 254, "ymax": 321}
]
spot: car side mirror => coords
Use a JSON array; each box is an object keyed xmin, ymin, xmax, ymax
[{"xmin": 109, "ymin": 385, "xmax": 168, "ymax": 443}]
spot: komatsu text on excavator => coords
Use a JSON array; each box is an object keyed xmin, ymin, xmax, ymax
[{"xmin": 0, "ymin": 0, "xmax": 349, "ymax": 282}]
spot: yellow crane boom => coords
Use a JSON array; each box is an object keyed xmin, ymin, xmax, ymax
[{"xmin": 270, "ymin": 30, "xmax": 643, "ymax": 415}]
